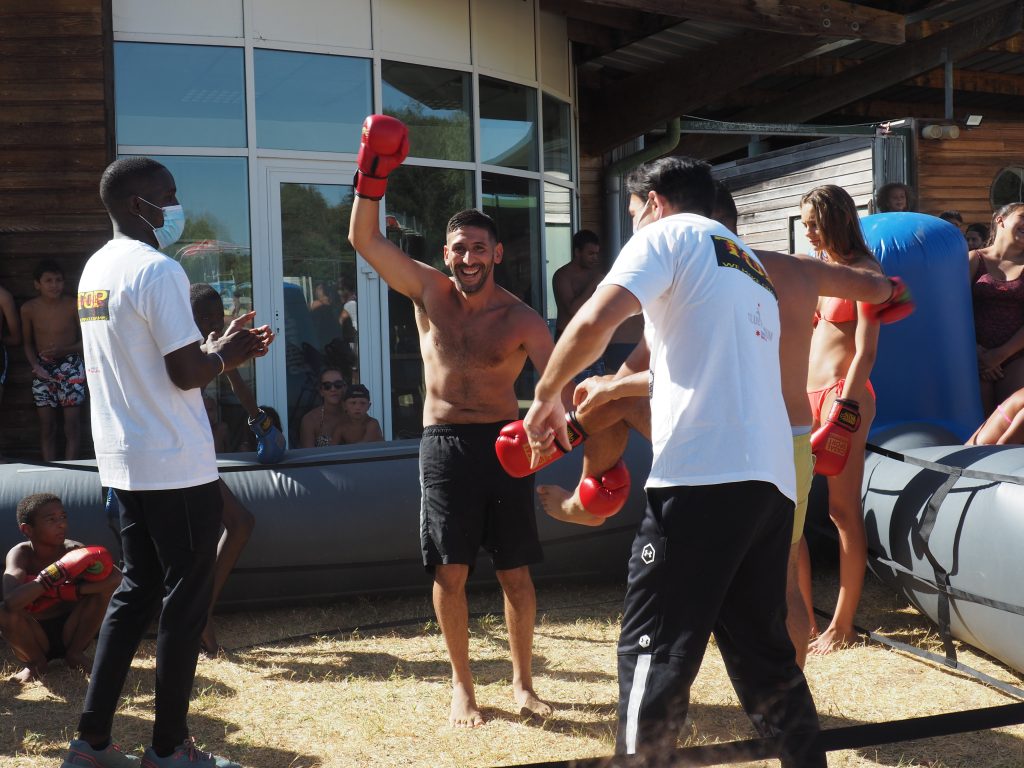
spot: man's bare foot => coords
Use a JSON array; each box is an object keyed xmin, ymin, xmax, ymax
[
  {"xmin": 808, "ymin": 624, "xmax": 859, "ymax": 655},
  {"xmin": 64, "ymin": 651, "xmax": 90, "ymax": 671},
  {"xmin": 450, "ymin": 683, "xmax": 485, "ymax": 727},
  {"xmin": 515, "ymin": 687, "xmax": 552, "ymax": 719},
  {"xmin": 11, "ymin": 664, "xmax": 44, "ymax": 684},
  {"xmin": 200, "ymin": 624, "xmax": 220, "ymax": 658},
  {"xmin": 537, "ymin": 485, "xmax": 604, "ymax": 527}
]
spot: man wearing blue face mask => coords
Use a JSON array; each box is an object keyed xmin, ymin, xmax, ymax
[{"xmin": 62, "ymin": 157, "xmax": 275, "ymax": 768}]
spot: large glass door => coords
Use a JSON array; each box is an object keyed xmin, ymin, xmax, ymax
[{"xmin": 256, "ymin": 161, "xmax": 386, "ymax": 446}]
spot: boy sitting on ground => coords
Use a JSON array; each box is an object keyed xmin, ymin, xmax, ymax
[
  {"xmin": 333, "ymin": 383, "xmax": 383, "ymax": 444},
  {"xmin": 2, "ymin": 492, "xmax": 120, "ymax": 682}
]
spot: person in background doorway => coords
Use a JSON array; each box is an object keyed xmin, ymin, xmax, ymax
[{"xmin": 874, "ymin": 182, "xmax": 914, "ymax": 213}]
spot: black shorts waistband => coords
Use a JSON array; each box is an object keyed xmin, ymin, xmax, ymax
[{"xmin": 422, "ymin": 421, "xmax": 509, "ymax": 438}]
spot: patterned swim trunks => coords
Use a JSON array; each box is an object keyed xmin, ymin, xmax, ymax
[{"xmin": 32, "ymin": 354, "xmax": 87, "ymax": 408}]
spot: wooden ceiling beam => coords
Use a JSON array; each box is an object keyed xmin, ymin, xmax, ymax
[
  {"xmin": 570, "ymin": 0, "xmax": 905, "ymax": 44},
  {"xmin": 540, "ymin": 0, "xmax": 652, "ymax": 32},
  {"xmin": 677, "ymin": 0, "xmax": 1024, "ymax": 159},
  {"xmin": 580, "ymin": 31, "xmax": 824, "ymax": 155}
]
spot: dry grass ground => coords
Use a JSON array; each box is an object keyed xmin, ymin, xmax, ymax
[{"xmin": 3, "ymin": 566, "xmax": 1024, "ymax": 768}]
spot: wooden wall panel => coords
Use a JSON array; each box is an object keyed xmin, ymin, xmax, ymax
[
  {"xmin": 716, "ymin": 137, "xmax": 875, "ymax": 253},
  {"xmin": 579, "ymin": 153, "xmax": 603, "ymax": 236},
  {"xmin": 0, "ymin": 0, "xmax": 113, "ymax": 461},
  {"xmin": 916, "ymin": 121, "xmax": 1024, "ymax": 228}
]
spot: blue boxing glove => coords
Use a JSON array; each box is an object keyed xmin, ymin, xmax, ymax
[{"xmin": 248, "ymin": 409, "xmax": 286, "ymax": 464}]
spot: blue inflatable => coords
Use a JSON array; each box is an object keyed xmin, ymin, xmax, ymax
[{"xmin": 862, "ymin": 212, "xmax": 981, "ymax": 439}]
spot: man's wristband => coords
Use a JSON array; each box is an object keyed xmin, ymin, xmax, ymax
[{"xmin": 211, "ymin": 351, "xmax": 226, "ymax": 375}]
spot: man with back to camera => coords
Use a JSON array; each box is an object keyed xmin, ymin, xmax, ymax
[
  {"xmin": 523, "ymin": 156, "xmax": 827, "ymax": 767},
  {"xmin": 348, "ymin": 115, "xmax": 556, "ymax": 727},
  {"xmin": 61, "ymin": 156, "xmax": 273, "ymax": 768}
]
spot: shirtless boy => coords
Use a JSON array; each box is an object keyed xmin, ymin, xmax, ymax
[
  {"xmin": 526, "ymin": 186, "xmax": 910, "ymax": 667},
  {"xmin": 349, "ymin": 115, "xmax": 554, "ymax": 727},
  {"xmin": 21, "ymin": 260, "xmax": 85, "ymax": 460},
  {"xmin": 552, "ymin": 230, "xmax": 604, "ymax": 337},
  {"xmin": 2, "ymin": 493, "xmax": 120, "ymax": 682},
  {"xmin": 333, "ymin": 383, "xmax": 383, "ymax": 444}
]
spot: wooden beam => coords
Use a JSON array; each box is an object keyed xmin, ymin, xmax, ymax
[
  {"xmin": 540, "ymin": 0, "xmax": 652, "ymax": 32},
  {"xmin": 678, "ymin": 0, "xmax": 1024, "ymax": 159},
  {"xmin": 580, "ymin": 31, "xmax": 823, "ymax": 154},
  {"xmin": 572, "ymin": 0, "xmax": 905, "ymax": 44}
]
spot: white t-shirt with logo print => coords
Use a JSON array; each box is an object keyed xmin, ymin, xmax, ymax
[
  {"xmin": 601, "ymin": 212, "xmax": 795, "ymax": 502},
  {"xmin": 78, "ymin": 237, "xmax": 216, "ymax": 490}
]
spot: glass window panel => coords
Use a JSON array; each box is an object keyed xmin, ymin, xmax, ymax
[
  {"xmin": 128, "ymin": 155, "xmax": 255, "ymax": 450},
  {"xmin": 255, "ymin": 50, "xmax": 371, "ymax": 153},
  {"xmin": 277, "ymin": 182, "xmax": 362, "ymax": 447},
  {"xmin": 382, "ymin": 61, "xmax": 472, "ymax": 163},
  {"xmin": 543, "ymin": 183, "xmax": 572, "ymax": 328},
  {"xmin": 991, "ymin": 166, "xmax": 1024, "ymax": 209},
  {"xmin": 482, "ymin": 172, "xmax": 542, "ymax": 407},
  {"xmin": 115, "ymin": 43, "xmax": 246, "ymax": 148},
  {"xmin": 479, "ymin": 76, "xmax": 538, "ymax": 171},
  {"xmin": 542, "ymin": 94, "xmax": 572, "ymax": 180},
  {"xmin": 384, "ymin": 166, "xmax": 475, "ymax": 438}
]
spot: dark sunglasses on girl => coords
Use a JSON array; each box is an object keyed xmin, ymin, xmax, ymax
[{"xmin": 320, "ymin": 380, "xmax": 346, "ymax": 390}]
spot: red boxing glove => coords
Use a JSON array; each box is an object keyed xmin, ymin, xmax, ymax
[
  {"xmin": 41, "ymin": 581, "xmax": 80, "ymax": 602},
  {"xmin": 579, "ymin": 460, "xmax": 631, "ymax": 518},
  {"xmin": 862, "ymin": 276, "xmax": 914, "ymax": 325},
  {"xmin": 35, "ymin": 546, "xmax": 112, "ymax": 590},
  {"xmin": 354, "ymin": 114, "xmax": 410, "ymax": 200},
  {"xmin": 495, "ymin": 411, "xmax": 588, "ymax": 478},
  {"xmin": 810, "ymin": 398, "xmax": 861, "ymax": 476}
]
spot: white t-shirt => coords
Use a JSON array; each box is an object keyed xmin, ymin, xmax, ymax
[
  {"xmin": 78, "ymin": 238, "xmax": 216, "ymax": 490},
  {"xmin": 602, "ymin": 213, "xmax": 795, "ymax": 502}
]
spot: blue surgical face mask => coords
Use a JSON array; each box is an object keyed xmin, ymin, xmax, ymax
[{"xmin": 137, "ymin": 197, "xmax": 186, "ymax": 249}]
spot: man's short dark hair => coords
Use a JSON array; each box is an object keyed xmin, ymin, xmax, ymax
[
  {"xmin": 939, "ymin": 210, "xmax": 964, "ymax": 225},
  {"xmin": 711, "ymin": 180, "xmax": 739, "ymax": 231},
  {"xmin": 189, "ymin": 282, "xmax": 223, "ymax": 310},
  {"xmin": 446, "ymin": 209, "xmax": 499, "ymax": 242},
  {"xmin": 99, "ymin": 156, "xmax": 169, "ymax": 209},
  {"xmin": 17, "ymin": 492, "xmax": 62, "ymax": 527},
  {"xmin": 33, "ymin": 259, "xmax": 63, "ymax": 282},
  {"xmin": 572, "ymin": 229, "xmax": 600, "ymax": 253},
  {"xmin": 624, "ymin": 157, "xmax": 715, "ymax": 217}
]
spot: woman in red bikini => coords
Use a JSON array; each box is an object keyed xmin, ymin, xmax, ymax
[
  {"xmin": 970, "ymin": 202, "xmax": 1024, "ymax": 415},
  {"xmin": 801, "ymin": 185, "xmax": 884, "ymax": 655}
]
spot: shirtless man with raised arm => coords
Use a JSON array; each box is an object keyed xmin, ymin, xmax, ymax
[
  {"xmin": 348, "ymin": 115, "xmax": 555, "ymax": 727},
  {"xmin": 531, "ymin": 185, "xmax": 911, "ymax": 668}
]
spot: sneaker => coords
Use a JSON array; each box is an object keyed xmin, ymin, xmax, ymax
[
  {"xmin": 141, "ymin": 738, "xmax": 241, "ymax": 768},
  {"xmin": 61, "ymin": 738, "xmax": 141, "ymax": 767}
]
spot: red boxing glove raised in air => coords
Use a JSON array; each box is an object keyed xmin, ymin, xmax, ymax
[
  {"xmin": 495, "ymin": 411, "xmax": 588, "ymax": 478},
  {"xmin": 862, "ymin": 276, "xmax": 914, "ymax": 325},
  {"xmin": 579, "ymin": 460, "xmax": 631, "ymax": 518},
  {"xmin": 810, "ymin": 398, "xmax": 861, "ymax": 476},
  {"xmin": 354, "ymin": 115, "xmax": 410, "ymax": 201},
  {"xmin": 34, "ymin": 545, "xmax": 113, "ymax": 590}
]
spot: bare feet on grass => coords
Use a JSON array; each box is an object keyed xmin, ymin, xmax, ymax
[
  {"xmin": 200, "ymin": 624, "xmax": 221, "ymax": 658},
  {"xmin": 808, "ymin": 624, "xmax": 859, "ymax": 655},
  {"xmin": 515, "ymin": 687, "xmax": 552, "ymax": 719},
  {"xmin": 12, "ymin": 664, "xmax": 44, "ymax": 684},
  {"xmin": 537, "ymin": 485, "xmax": 605, "ymax": 527},
  {"xmin": 450, "ymin": 682, "xmax": 485, "ymax": 728}
]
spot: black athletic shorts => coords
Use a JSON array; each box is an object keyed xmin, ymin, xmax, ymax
[
  {"xmin": 419, "ymin": 422, "xmax": 542, "ymax": 571},
  {"xmin": 37, "ymin": 611, "xmax": 69, "ymax": 660}
]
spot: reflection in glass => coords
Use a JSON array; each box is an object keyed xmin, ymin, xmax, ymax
[
  {"xmin": 382, "ymin": 61, "xmax": 472, "ymax": 162},
  {"xmin": 479, "ymin": 77, "xmax": 537, "ymax": 171},
  {"xmin": 130, "ymin": 155, "xmax": 254, "ymax": 449},
  {"xmin": 384, "ymin": 166, "xmax": 475, "ymax": 438},
  {"xmin": 543, "ymin": 94, "xmax": 572, "ymax": 180},
  {"xmin": 255, "ymin": 50, "xmax": 371, "ymax": 153},
  {"xmin": 543, "ymin": 184, "xmax": 572, "ymax": 325},
  {"xmin": 115, "ymin": 43, "xmax": 246, "ymax": 148},
  {"xmin": 991, "ymin": 167, "xmax": 1024, "ymax": 209},
  {"xmin": 482, "ymin": 173, "xmax": 542, "ymax": 405},
  {"xmin": 278, "ymin": 183, "xmax": 360, "ymax": 446}
]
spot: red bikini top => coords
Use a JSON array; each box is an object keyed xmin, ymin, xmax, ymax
[{"xmin": 818, "ymin": 296, "xmax": 857, "ymax": 324}]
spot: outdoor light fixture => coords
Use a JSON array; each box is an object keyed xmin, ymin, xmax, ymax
[{"xmin": 966, "ymin": 114, "xmax": 984, "ymax": 127}]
